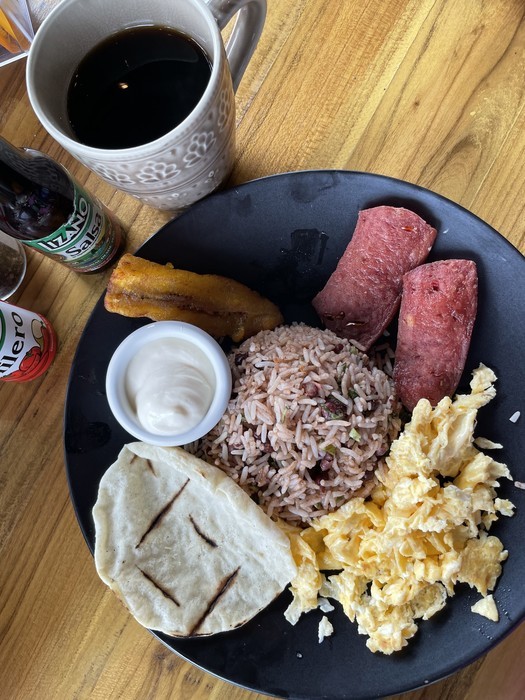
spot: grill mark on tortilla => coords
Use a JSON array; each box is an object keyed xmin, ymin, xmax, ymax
[
  {"xmin": 188, "ymin": 515, "xmax": 218, "ymax": 548},
  {"xmin": 136, "ymin": 566, "xmax": 180, "ymax": 607},
  {"xmin": 135, "ymin": 479, "xmax": 190, "ymax": 548},
  {"xmin": 145, "ymin": 459, "xmax": 156, "ymax": 476},
  {"xmin": 189, "ymin": 567, "xmax": 241, "ymax": 635}
]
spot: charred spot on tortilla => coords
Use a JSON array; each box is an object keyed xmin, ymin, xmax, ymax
[
  {"xmin": 135, "ymin": 478, "xmax": 189, "ymax": 548},
  {"xmin": 189, "ymin": 514, "xmax": 218, "ymax": 548},
  {"xmin": 189, "ymin": 567, "xmax": 241, "ymax": 636},
  {"xmin": 136, "ymin": 566, "xmax": 180, "ymax": 607}
]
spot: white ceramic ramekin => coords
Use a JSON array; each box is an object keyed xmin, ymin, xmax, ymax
[{"xmin": 106, "ymin": 321, "xmax": 232, "ymax": 446}]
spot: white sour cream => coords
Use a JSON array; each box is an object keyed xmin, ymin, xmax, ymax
[{"xmin": 125, "ymin": 337, "xmax": 215, "ymax": 436}]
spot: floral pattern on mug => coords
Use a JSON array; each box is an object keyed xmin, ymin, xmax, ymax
[
  {"xmin": 183, "ymin": 131, "xmax": 217, "ymax": 167},
  {"xmin": 217, "ymin": 88, "xmax": 230, "ymax": 131},
  {"xmin": 91, "ymin": 163, "xmax": 135, "ymax": 185},
  {"xmin": 137, "ymin": 161, "xmax": 181, "ymax": 183}
]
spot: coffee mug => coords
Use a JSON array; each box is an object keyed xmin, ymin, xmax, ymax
[{"xmin": 26, "ymin": 0, "xmax": 266, "ymax": 211}]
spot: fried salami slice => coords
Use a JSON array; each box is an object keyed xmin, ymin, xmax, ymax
[
  {"xmin": 313, "ymin": 206, "xmax": 437, "ymax": 350},
  {"xmin": 394, "ymin": 259, "xmax": 478, "ymax": 411}
]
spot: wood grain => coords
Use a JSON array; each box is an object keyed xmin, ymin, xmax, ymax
[{"xmin": 1, "ymin": 1, "xmax": 524, "ymax": 699}]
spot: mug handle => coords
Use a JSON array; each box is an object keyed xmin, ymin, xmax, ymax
[{"xmin": 205, "ymin": 0, "xmax": 267, "ymax": 91}]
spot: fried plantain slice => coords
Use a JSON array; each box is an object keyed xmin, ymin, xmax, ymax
[{"xmin": 104, "ymin": 254, "xmax": 283, "ymax": 342}]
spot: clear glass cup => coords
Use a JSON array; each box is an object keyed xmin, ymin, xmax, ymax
[
  {"xmin": 0, "ymin": 0, "xmax": 34, "ymax": 67},
  {"xmin": 0, "ymin": 230, "xmax": 27, "ymax": 299}
]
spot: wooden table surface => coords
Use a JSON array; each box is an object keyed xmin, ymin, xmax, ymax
[{"xmin": 1, "ymin": 1, "xmax": 524, "ymax": 698}]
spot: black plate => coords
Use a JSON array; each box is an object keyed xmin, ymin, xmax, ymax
[{"xmin": 64, "ymin": 171, "xmax": 525, "ymax": 700}]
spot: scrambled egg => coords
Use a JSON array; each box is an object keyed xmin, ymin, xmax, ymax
[
  {"xmin": 284, "ymin": 365, "xmax": 514, "ymax": 654},
  {"xmin": 471, "ymin": 594, "xmax": 499, "ymax": 621}
]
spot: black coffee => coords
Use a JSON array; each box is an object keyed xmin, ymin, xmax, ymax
[{"xmin": 67, "ymin": 25, "xmax": 212, "ymax": 150}]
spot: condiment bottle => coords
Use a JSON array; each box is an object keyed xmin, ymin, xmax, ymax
[
  {"xmin": 0, "ymin": 300, "xmax": 57, "ymax": 382},
  {"xmin": 0, "ymin": 136, "xmax": 124, "ymax": 272}
]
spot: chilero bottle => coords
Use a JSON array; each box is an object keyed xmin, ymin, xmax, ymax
[
  {"xmin": 0, "ymin": 301, "xmax": 57, "ymax": 382},
  {"xmin": 0, "ymin": 136, "xmax": 124, "ymax": 272}
]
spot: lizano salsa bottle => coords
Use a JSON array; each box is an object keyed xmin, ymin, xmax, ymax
[
  {"xmin": 0, "ymin": 301, "xmax": 57, "ymax": 382},
  {"xmin": 0, "ymin": 136, "xmax": 125, "ymax": 272}
]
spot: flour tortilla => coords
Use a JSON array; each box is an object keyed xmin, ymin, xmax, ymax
[{"xmin": 93, "ymin": 442, "xmax": 297, "ymax": 637}]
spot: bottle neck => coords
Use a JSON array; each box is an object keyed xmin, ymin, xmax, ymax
[
  {"xmin": 0, "ymin": 138, "xmax": 74, "ymax": 240},
  {"xmin": 0, "ymin": 138, "xmax": 73, "ymax": 197}
]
